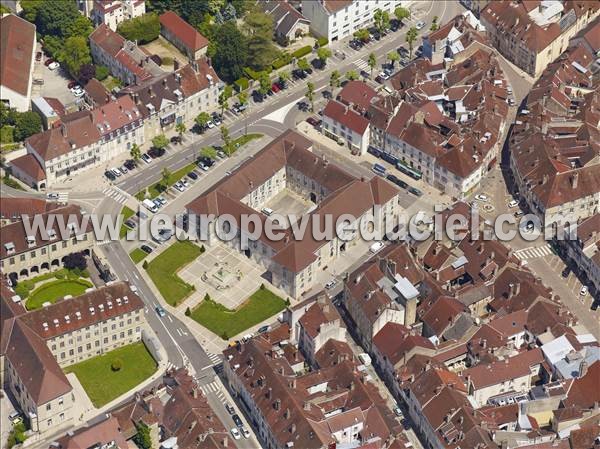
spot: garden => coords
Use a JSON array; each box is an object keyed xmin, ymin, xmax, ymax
[
  {"xmin": 145, "ymin": 241, "xmax": 203, "ymax": 306},
  {"xmin": 189, "ymin": 286, "xmax": 287, "ymax": 340},
  {"xmin": 64, "ymin": 342, "xmax": 157, "ymax": 407}
]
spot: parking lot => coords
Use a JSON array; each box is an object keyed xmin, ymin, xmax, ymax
[{"xmin": 32, "ymin": 52, "xmax": 82, "ymax": 110}]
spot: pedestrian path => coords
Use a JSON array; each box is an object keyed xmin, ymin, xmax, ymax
[
  {"xmin": 354, "ymin": 58, "xmax": 370, "ymax": 71},
  {"xmin": 102, "ymin": 186, "xmax": 129, "ymax": 205},
  {"xmin": 166, "ymin": 361, "xmax": 179, "ymax": 371},
  {"xmin": 206, "ymin": 352, "xmax": 222, "ymax": 367},
  {"xmin": 514, "ymin": 244, "xmax": 553, "ymax": 260},
  {"xmin": 199, "ymin": 380, "xmax": 226, "ymax": 401}
]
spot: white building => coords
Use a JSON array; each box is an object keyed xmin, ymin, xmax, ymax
[
  {"xmin": 301, "ymin": 0, "xmax": 402, "ymax": 42},
  {"xmin": 91, "ymin": 0, "xmax": 146, "ymax": 31}
]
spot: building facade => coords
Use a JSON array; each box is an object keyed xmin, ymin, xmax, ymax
[{"xmin": 91, "ymin": 0, "xmax": 146, "ymax": 31}]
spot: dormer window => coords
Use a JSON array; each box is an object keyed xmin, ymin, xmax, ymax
[
  {"xmin": 26, "ymin": 235, "xmax": 36, "ymax": 248},
  {"xmin": 4, "ymin": 242, "xmax": 15, "ymax": 255},
  {"xmin": 48, "ymin": 229, "xmax": 57, "ymax": 240},
  {"xmin": 67, "ymin": 222, "xmax": 77, "ymax": 235}
]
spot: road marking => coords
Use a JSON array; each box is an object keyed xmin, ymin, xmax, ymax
[
  {"xmin": 168, "ymin": 315, "xmax": 173, "ymax": 323},
  {"xmin": 514, "ymin": 244, "xmax": 552, "ymax": 260}
]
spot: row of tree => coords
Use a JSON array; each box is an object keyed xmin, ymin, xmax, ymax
[{"xmin": 0, "ymin": 103, "xmax": 42, "ymax": 143}]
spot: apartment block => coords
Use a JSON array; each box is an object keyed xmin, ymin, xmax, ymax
[{"xmin": 91, "ymin": 0, "xmax": 146, "ymax": 31}]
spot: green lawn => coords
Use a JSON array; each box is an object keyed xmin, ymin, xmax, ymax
[
  {"xmin": 65, "ymin": 342, "xmax": 157, "ymax": 407},
  {"xmin": 129, "ymin": 248, "xmax": 148, "ymax": 264},
  {"xmin": 136, "ymin": 162, "xmax": 196, "ymax": 200},
  {"xmin": 119, "ymin": 206, "xmax": 136, "ymax": 238},
  {"xmin": 26, "ymin": 278, "xmax": 93, "ymax": 310},
  {"xmin": 145, "ymin": 241, "xmax": 203, "ymax": 306},
  {"xmin": 190, "ymin": 287, "xmax": 287, "ymax": 339}
]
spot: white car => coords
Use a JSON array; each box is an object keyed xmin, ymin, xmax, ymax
[
  {"xmin": 174, "ymin": 182, "xmax": 185, "ymax": 192},
  {"xmin": 241, "ymin": 427, "xmax": 251, "ymax": 439},
  {"xmin": 508, "ymin": 200, "xmax": 519, "ymax": 208},
  {"xmin": 369, "ymin": 241, "xmax": 384, "ymax": 254},
  {"xmin": 378, "ymin": 72, "xmax": 390, "ymax": 80},
  {"xmin": 580, "ymin": 286, "xmax": 588, "ymax": 296},
  {"xmin": 111, "ymin": 168, "xmax": 122, "ymax": 177},
  {"xmin": 71, "ymin": 86, "xmax": 84, "ymax": 97},
  {"xmin": 48, "ymin": 61, "xmax": 60, "ymax": 70},
  {"xmin": 415, "ymin": 21, "xmax": 426, "ymax": 30},
  {"xmin": 206, "ymin": 120, "xmax": 215, "ymax": 129},
  {"xmin": 142, "ymin": 153, "xmax": 152, "ymax": 164},
  {"xmin": 181, "ymin": 179, "xmax": 189, "ymax": 188},
  {"xmin": 475, "ymin": 194, "xmax": 489, "ymax": 202},
  {"xmin": 230, "ymin": 428, "xmax": 241, "ymax": 440},
  {"xmin": 199, "ymin": 164, "xmax": 209, "ymax": 172},
  {"xmin": 325, "ymin": 280, "xmax": 337, "ymax": 289}
]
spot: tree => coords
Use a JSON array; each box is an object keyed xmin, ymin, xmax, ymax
[
  {"xmin": 368, "ymin": 52, "xmax": 377, "ymax": 77},
  {"xmin": 175, "ymin": 122, "xmax": 186, "ymax": 136},
  {"xmin": 133, "ymin": 422, "xmax": 152, "ymax": 449},
  {"xmin": 78, "ymin": 63, "xmax": 96, "ymax": 84},
  {"xmin": 430, "ymin": 16, "xmax": 439, "ymax": 31},
  {"xmin": 297, "ymin": 57, "xmax": 310, "ymax": 72},
  {"xmin": 130, "ymin": 144, "xmax": 142, "ymax": 163},
  {"xmin": 374, "ymin": 9, "xmax": 390, "ymax": 34},
  {"xmin": 14, "ymin": 112, "xmax": 42, "ymax": 141},
  {"xmin": 406, "ymin": 27, "xmax": 418, "ymax": 58},
  {"xmin": 117, "ymin": 13, "xmax": 160, "ymax": 44},
  {"xmin": 278, "ymin": 71, "xmax": 290, "ymax": 86},
  {"xmin": 195, "ymin": 112, "xmax": 211, "ymax": 130},
  {"xmin": 353, "ymin": 28, "xmax": 370, "ymax": 42},
  {"xmin": 152, "ymin": 134, "xmax": 169, "ymax": 150},
  {"xmin": 238, "ymin": 91, "xmax": 248, "ymax": 106},
  {"xmin": 221, "ymin": 125, "xmax": 233, "ymax": 155},
  {"xmin": 201, "ymin": 147, "xmax": 217, "ymax": 160},
  {"xmin": 20, "ymin": 0, "xmax": 42, "ymax": 23},
  {"xmin": 218, "ymin": 85, "xmax": 233, "ymax": 115},
  {"xmin": 111, "ymin": 358, "xmax": 123, "ymax": 371},
  {"xmin": 67, "ymin": 15, "xmax": 94, "ymax": 39},
  {"xmin": 160, "ymin": 167, "xmax": 171, "ymax": 190},
  {"xmin": 64, "ymin": 252, "xmax": 87, "ymax": 270},
  {"xmin": 306, "ymin": 82, "xmax": 315, "ymax": 112},
  {"xmin": 329, "ymin": 70, "xmax": 340, "ymax": 89},
  {"xmin": 316, "ymin": 46, "xmax": 332, "ymax": 68},
  {"xmin": 35, "ymin": 0, "xmax": 81, "ymax": 38},
  {"xmin": 394, "ymin": 6, "xmax": 410, "ymax": 24},
  {"xmin": 244, "ymin": 9, "xmax": 279, "ymax": 70},
  {"xmin": 387, "ymin": 51, "xmax": 400, "ymax": 68},
  {"xmin": 346, "ymin": 70, "xmax": 359, "ymax": 81},
  {"xmin": 61, "ymin": 36, "xmax": 92, "ymax": 77},
  {"xmin": 212, "ymin": 22, "xmax": 248, "ymax": 82},
  {"xmin": 6, "ymin": 422, "xmax": 27, "ymax": 449},
  {"xmin": 258, "ymin": 72, "xmax": 271, "ymax": 97}
]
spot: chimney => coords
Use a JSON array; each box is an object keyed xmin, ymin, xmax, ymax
[
  {"xmin": 61, "ymin": 124, "xmax": 67, "ymax": 137},
  {"xmin": 192, "ymin": 388, "xmax": 198, "ymax": 398},
  {"xmin": 482, "ymin": 339, "xmax": 487, "ymax": 349},
  {"xmin": 571, "ymin": 172, "xmax": 579, "ymax": 189},
  {"xmin": 579, "ymin": 360, "xmax": 588, "ymax": 378},
  {"xmin": 349, "ymin": 381, "xmax": 355, "ymax": 391},
  {"xmin": 274, "ymin": 398, "xmax": 281, "ymax": 410},
  {"xmin": 290, "ymin": 423, "xmax": 296, "ymax": 434},
  {"xmin": 174, "ymin": 59, "xmax": 179, "ymax": 70},
  {"xmin": 266, "ymin": 387, "xmax": 272, "ymax": 399},
  {"xmin": 303, "ymin": 401, "xmax": 311, "ymax": 411}
]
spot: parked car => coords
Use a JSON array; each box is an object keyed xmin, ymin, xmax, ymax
[
  {"xmin": 230, "ymin": 428, "xmax": 241, "ymax": 440},
  {"xmin": 36, "ymin": 51, "xmax": 42, "ymax": 62},
  {"xmin": 120, "ymin": 165, "xmax": 128, "ymax": 174},
  {"xmin": 181, "ymin": 179, "xmax": 189, "ymax": 188},
  {"xmin": 360, "ymin": 70, "xmax": 370, "ymax": 79},
  {"xmin": 148, "ymin": 147, "xmax": 166, "ymax": 158},
  {"xmin": 44, "ymin": 58, "xmax": 55, "ymax": 67},
  {"xmin": 561, "ymin": 267, "xmax": 570, "ymax": 278},
  {"xmin": 271, "ymin": 82, "xmax": 280, "ymax": 93},
  {"xmin": 206, "ymin": 120, "xmax": 215, "ymax": 129},
  {"xmin": 325, "ymin": 279, "xmax": 337, "ymax": 289},
  {"xmin": 68, "ymin": 81, "xmax": 78, "ymax": 89},
  {"xmin": 123, "ymin": 159, "xmax": 136, "ymax": 170},
  {"xmin": 416, "ymin": 20, "xmax": 426, "ymax": 30},
  {"xmin": 188, "ymin": 171, "xmax": 198, "ymax": 180},
  {"xmin": 257, "ymin": 325, "xmax": 271, "ymax": 334},
  {"xmin": 241, "ymin": 428, "xmax": 250, "ymax": 439},
  {"xmin": 125, "ymin": 219, "xmax": 136, "ymax": 229},
  {"xmin": 408, "ymin": 187, "xmax": 423, "ymax": 197},
  {"xmin": 475, "ymin": 193, "xmax": 489, "ymax": 202},
  {"xmin": 508, "ymin": 199, "xmax": 519, "ymax": 208},
  {"xmin": 170, "ymin": 135, "xmax": 182, "ymax": 144},
  {"xmin": 8, "ymin": 412, "xmax": 22, "ymax": 425},
  {"xmin": 232, "ymin": 414, "xmax": 243, "ymax": 428},
  {"xmin": 306, "ymin": 117, "xmax": 321, "ymax": 127},
  {"xmin": 580, "ymin": 286, "xmax": 588, "ymax": 296},
  {"xmin": 46, "ymin": 192, "xmax": 59, "ymax": 200},
  {"xmin": 48, "ymin": 61, "xmax": 60, "ymax": 70},
  {"xmin": 225, "ymin": 403, "xmax": 235, "ymax": 415},
  {"xmin": 105, "ymin": 170, "xmax": 116, "ymax": 181},
  {"xmin": 156, "ymin": 196, "xmax": 167, "ymax": 206},
  {"xmin": 174, "ymin": 182, "xmax": 185, "ymax": 192},
  {"xmin": 212, "ymin": 112, "xmax": 222, "ymax": 126}
]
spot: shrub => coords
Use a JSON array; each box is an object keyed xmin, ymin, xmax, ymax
[
  {"xmin": 96, "ymin": 65, "xmax": 109, "ymax": 81},
  {"xmin": 117, "ymin": 13, "xmax": 160, "ymax": 44},
  {"xmin": 55, "ymin": 272, "xmax": 66, "ymax": 279},
  {"xmin": 316, "ymin": 37, "xmax": 329, "ymax": 47},
  {"xmin": 204, "ymin": 293, "xmax": 211, "ymax": 301},
  {"xmin": 185, "ymin": 307, "xmax": 191, "ymax": 316},
  {"xmin": 234, "ymin": 77, "xmax": 249, "ymax": 92},
  {"xmin": 142, "ymin": 260, "xmax": 148, "ymax": 269},
  {"xmin": 0, "ymin": 125, "xmax": 14, "ymax": 144},
  {"xmin": 15, "ymin": 283, "xmax": 30, "ymax": 299},
  {"xmin": 292, "ymin": 45, "xmax": 312, "ymax": 59},
  {"xmin": 221, "ymin": 331, "xmax": 229, "ymax": 340},
  {"xmin": 63, "ymin": 252, "xmax": 87, "ymax": 270},
  {"xmin": 260, "ymin": 283, "xmax": 265, "ymax": 290},
  {"xmin": 272, "ymin": 53, "xmax": 292, "ymax": 70},
  {"xmin": 111, "ymin": 358, "xmax": 123, "ymax": 371},
  {"xmin": 244, "ymin": 67, "xmax": 271, "ymax": 80},
  {"xmin": 200, "ymin": 245, "xmax": 205, "ymax": 254},
  {"xmin": 162, "ymin": 56, "xmax": 174, "ymax": 66},
  {"xmin": 285, "ymin": 298, "xmax": 291, "ymax": 306}
]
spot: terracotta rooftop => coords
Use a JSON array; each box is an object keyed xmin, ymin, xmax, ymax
[
  {"xmin": 159, "ymin": 11, "xmax": 208, "ymax": 52},
  {"xmin": 0, "ymin": 14, "xmax": 36, "ymax": 97}
]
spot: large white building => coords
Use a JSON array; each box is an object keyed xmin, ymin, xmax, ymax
[
  {"xmin": 91, "ymin": 0, "xmax": 146, "ymax": 31},
  {"xmin": 301, "ymin": 0, "xmax": 403, "ymax": 42}
]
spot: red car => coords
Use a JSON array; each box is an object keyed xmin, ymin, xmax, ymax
[
  {"xmin": 44, "ymin": 58, "xmax": 54, "ymax": 67},
  {"xmin": 36, "ymin": 52, "xmax": 42, "ymax": 62},
  {"xmin": 306, "ymin": 117, "xmax": 321, "ymax": 128},
  {"xmin": 68, "ymin": 81, "xmax": 78, "ymax": 89},
  {"xmin": 271, "ymin": 83, "xmax": 280, "ymax": 93}
]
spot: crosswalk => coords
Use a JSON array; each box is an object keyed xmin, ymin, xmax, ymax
[
  {"xmin": 166, "ymin": 361, "xmax": 179, "ymax": 371},
  {"xmin": 354, "ymin": 58, "xmax": 371, "ymax": 72},
  {"xmin": 200, "ymin": 380, "xmax": 227, "ymax": 402},
  {"xmin": 514, "ymin": 244, "xmax": 553, "ymax": 260},
  {"xmin": 103, "ymin": 187, "xmax": 129, "ymax": 205},
  {"xmin": 207, "ymin": 352, "xmax": 223, "ymax": 367}
]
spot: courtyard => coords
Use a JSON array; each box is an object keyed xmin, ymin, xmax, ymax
[
  {"xmin": 64, "ymin": 342, "xmax": 157, "ymax": 408},
  {"xmin": 262, "ymin": 188, "xmax": 314, "ymax": 228}
]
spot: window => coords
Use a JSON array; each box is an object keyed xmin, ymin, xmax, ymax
[
  {"xmin": 47, "ymin": 419, "xmax": 52, "ymax": 426},
  {"xmin": 46, "ymin": 404, "xmax": 51, "ymax": 411}
]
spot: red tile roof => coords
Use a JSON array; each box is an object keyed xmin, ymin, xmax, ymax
[
  {"xmin": 9, "ymin": 153, "xmax": 46, "ymax": 181},
  {"xmin": 159, "ymin": 11, "xmax": 208, "ymax": 52},
  {"xmin": 0, "ymin": 14, "xmax": 36, "ymax": 96},
  {"xmin": 337, "ymin": 80, "xmax": 378, "ymax": 112},
  {"xmin": 323, "ymin": 100, "xmax": 370, "ymax": 135},
  {"xmin": 463, "ymin": 349, "xmax": 544, "ymax": 389}
]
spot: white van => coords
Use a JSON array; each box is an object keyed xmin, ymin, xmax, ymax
[
  {"xmin": 358, "ymin": 353, "xmax": 372, "ymax": 366},
  {"xmin": 369, "ymin": 241, "xmax": 384, "ymax": 254},
  {"xmin": 143, "ymin": 199, "xmax": 158, "ymax": 213},
  {"xmin": 261, "ymin": 207, "xmax": 274, "ymax": 216}
]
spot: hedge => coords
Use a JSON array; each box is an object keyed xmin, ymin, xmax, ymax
[
  {"xmin": 235, "ymin": 77, "xmax": 249, "ymax": 92},
  {"xmin": 316, "ymin": 37, "xmax": 329, "ymax": 47},
  {"xmin": 244, "ymin": 67, "xmax": 272, "ymax": 81},
  {"xmin": 292, "ymin": 45, "xmax": 312, "ymax": 59},
  {"xmin": 272, "ymin": 53, "xmax": 292, "ymax": 70}
]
